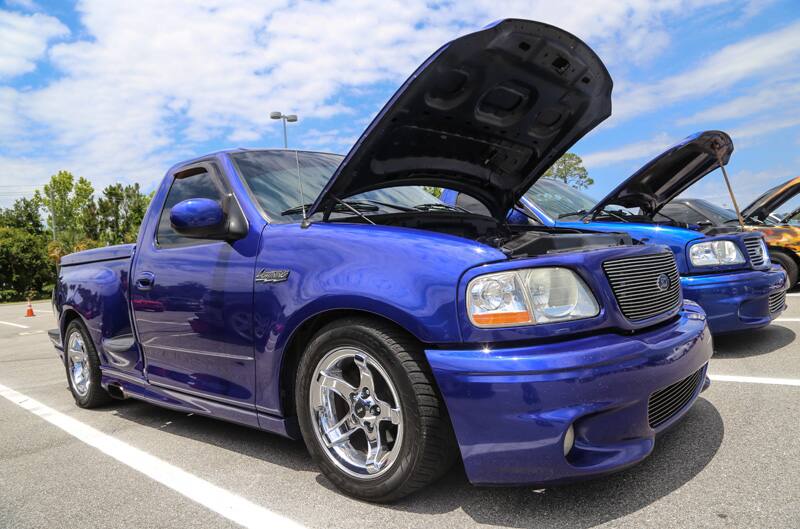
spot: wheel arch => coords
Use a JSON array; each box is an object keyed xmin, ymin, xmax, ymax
[
  {"xmin": 277, "ymin": 308, "xmax": 432, "ymax": 419},
  {"xmin": 59, "ymin": 307, "xmax": 85, "ymax": 336},
  {"xmin": 57, "ymin": 308, "xmax": 84, "ymax": 360}
]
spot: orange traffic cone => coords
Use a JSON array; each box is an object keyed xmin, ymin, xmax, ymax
[{"xmin": 25, "ymin": 300, "xmax": 35, "ymax": 317}]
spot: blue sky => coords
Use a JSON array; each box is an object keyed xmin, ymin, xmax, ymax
[{"xmin": 1, "ymin": 0, "xmax": 799, "ymax": 209}]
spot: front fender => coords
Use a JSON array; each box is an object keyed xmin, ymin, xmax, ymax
[{"xmin": 251, "ymin": 221, "xmax": 507, "ymax": 414}]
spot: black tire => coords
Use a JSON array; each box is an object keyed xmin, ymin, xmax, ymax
[
  {"xmin": 63, "ymin": 319, "xmax": 111, "ymax": 408},
  {"xmin": 295, "ymin": 317, "xmax": 456, "ymax": 502},
  {"xmin": 770, "ymin": 250, "xmax": 798, "ymax": 288}
]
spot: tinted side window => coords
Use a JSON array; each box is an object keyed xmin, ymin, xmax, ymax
[
  {"xmin": 456, "ymin": 193, "xmax": 491, "ymax": 216},
  {"xmin": 157, "ymin": 169, "xmax": 223, "ymax": 246}
]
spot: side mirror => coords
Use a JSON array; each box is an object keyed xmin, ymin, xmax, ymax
[
  {"xmin": 170, "ymin": 198, "xmax": 228, "ymax": 239},
  {"xmin": 507, "ymin": 207, "xmax": 532, "ymax": 225}
]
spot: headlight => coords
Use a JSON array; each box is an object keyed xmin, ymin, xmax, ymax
[
  {"xmin": 689, "ymin": 240, "xmax": 745, "ymax": 266},
  {"xmin": 467, "ymin": 267, "xmax": 599, "ymax": 327}
]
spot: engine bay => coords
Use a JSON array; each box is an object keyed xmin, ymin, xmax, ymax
[{"xmin": 340, "ymin": 212, "xmax": 634, "ymax": 257}]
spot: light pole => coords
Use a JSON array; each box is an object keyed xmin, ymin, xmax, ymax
[{"xmin": 270, "ymin": 111, "xmax": 298, "ymax": 148}]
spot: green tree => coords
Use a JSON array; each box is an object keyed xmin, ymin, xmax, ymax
[
  {"xmin": 97, "ymin": 183, "xmax": 151, "ymax": 244},
  {"xmin": 122, "ymin": 184, "xmax": 151, "ymax": 242},
  {"xmin": 544, "ymin": 152, "xmax": 593, "ymax": 189},
  {"xmin": 35, "ymin": 170, "xmax": 97, "ymax": 248},
  {"xmin": 0, "ymin": 196, "xmax": 44, "ymax": 234},
  {"xmin": 73, "ymin": 175, "xmax": 97, "ymax": 239},
  {"xmin": 0, "ymin": 227, "xmax": 51, "ymax": 302},
  {"xmin": 424, "ymin": 186, "xmax": 442, "ymax": 199}
]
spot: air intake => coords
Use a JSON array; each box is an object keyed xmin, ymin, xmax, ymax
[
  {"xmin": 648, "ymin": 367, "xmax": 704, "ymax": 428},
  {"xmin": 769, "ymin": 289, "xmax": 786, "ymax": 314}
]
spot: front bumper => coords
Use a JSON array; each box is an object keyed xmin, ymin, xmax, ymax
[
  {"xmin": 681, "ymin": 265, "xmax": 786, "ymax": 334},
  {"xmin": 425, "ymin": 302, "xmax": 712, "ymax": 486}
]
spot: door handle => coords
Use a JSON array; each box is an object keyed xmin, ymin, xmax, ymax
[{"xmin": 135, "ymin": 272, "xmax": 155, "ymax": 291}]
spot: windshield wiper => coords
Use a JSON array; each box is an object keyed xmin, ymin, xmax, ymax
[
  {"xmin": 359, "ymin": 199, "xmax": 415, "ymax": 212},
  {"xmin": 725, "ymin": 216, "xmax": 756, "ymax": 225},
  {"xmin": 558, "ymin": 209, "xmax": 588, "ymax": 219},
  {"xmin": 590, "ymin": 207, "xmax": 629, "ymax": 223},
  {"xmin": 413, "ymin": 202, "xmax": 468, "ymax": 212},
  {"xmin": 281, "ymin": 200, "xmax": 379, "ymax": 216}
]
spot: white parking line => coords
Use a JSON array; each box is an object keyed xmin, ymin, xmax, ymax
[
  {"xmin": 0, "ymin": 383, "xmax": 306, "ymax": 529},
  {"xmin": 0, "ymin": 320, "xmax": 29, "ymax": 329},
  {"xmin": 785, "ymin": 293, "xmax": 800, "ymax": 297},
  {"xmin": 775, "ymin": 318, "xmax": 800, "ymax": 322},
  {"xmin": 709, "ymin": 374, "xmax": 800, "ymax": 387}
]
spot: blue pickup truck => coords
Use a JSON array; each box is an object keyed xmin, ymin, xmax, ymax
[
  {"xmin": 50, "ymin": 19, "xmax": 712, "ymax": 501},
  {"xmin": 443, "ymin": 131, "xmax": 788, "ymax": 334}
]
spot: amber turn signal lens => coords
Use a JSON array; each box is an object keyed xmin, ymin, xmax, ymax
[{"xmin": 471, "ymin": 311, "xmax": 532, "ymax": 325}]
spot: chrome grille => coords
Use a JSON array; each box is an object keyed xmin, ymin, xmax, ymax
[
  {"xmin": 603, "ymin": 252, "xmax": 681, "ymax": 321},
  {"xmin": 744, "ymin": 237, "xmax": 766, "ymax": 267},
  {"xmin": 769, "ymin": 289, "xmax": 786, "ymax": 314},
  {"xmin": 648, "ymin": 366, "xmax": 704, "ymax": 428}
]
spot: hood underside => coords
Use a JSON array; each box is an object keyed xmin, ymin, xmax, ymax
[
  {"xmin": 741, "ymin": 176, "xmax": 800, "ymax": 222},
  {"xmin": 591, "ymin": 131, "xmax": 734, "ymax": 218},
  {"xmin": 308, "ymin": 19, "xmax": 613, "ymax": 220}
]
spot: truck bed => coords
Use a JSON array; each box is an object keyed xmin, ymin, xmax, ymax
[
  {"xmin": 56, "ymin": 243, "xmax": 140, "ymax": 378},
  {"xmin": 60, "ymin": 243, "xmax": 135, "ymax": 267}
]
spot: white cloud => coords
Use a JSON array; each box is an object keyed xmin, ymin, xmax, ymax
[
  {"xmin": 581, "ymin": 132, "xmax": 676, "ymax": 168},
  {"xmin": 0, "ymin": 9, "xmax": 67, "ymax": 77},
  {"xmin": 684, "ymin": 165, "xmax": 795, "ymax": 206},
  {"xmin": 677, "ymin": 80, "xmax": 800, "ymax": 124},
  {"xmin": 300, "ymin": 128, "xmax": 359, "ymax": 151},
  {"xmin": 4, "ymin": 0, "xmax": 41, "ymax": 11},
  {"xmin": 738, "ymin": 0, "xmax": 779, "ymax": 21},
  {"xmin": 581, "ymin": 108, "xmax": 800, "ymax": 173},
  {"xmin": 0, "ymin": 0, "xmax": 773, "ymax": 204},
  {"xmin": 731, "ymin": 113, "xmax": 800, "ymax": 141},
  {"xmin": 614, "ymin": 19, "xmax": 800, "ymax": 121}
]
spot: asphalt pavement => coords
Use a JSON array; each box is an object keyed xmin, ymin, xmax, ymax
[{"xmin": 1, "ymin": 298, "xmax": 798, "ymax": 528}]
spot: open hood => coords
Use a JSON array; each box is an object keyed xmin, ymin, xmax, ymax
[
  {"xmin": 590, "ymin": 131, "xmax": 734, "ymax": 218},
  {"xmin": 741, "ymin": 176, "xmax": 800, "ymax": 222},
  {"xmin": 308, "ymin": 19, "xmax": 613, "ymax": 220}
]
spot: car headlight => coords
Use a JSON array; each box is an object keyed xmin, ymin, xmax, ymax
[
  {"xmin": 467, "ymin": 267, "xmax": 599, "ymax": 327},
  {"xmin": 689, "ymin": 240, "xmax": 745, "ymax": 266}
]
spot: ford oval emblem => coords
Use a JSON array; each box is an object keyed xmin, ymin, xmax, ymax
[{"xmin": 656, "ymin": 273, "xmax": 670, "ymax": 291}]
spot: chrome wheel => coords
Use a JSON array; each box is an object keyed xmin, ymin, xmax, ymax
[
  {"xmin": 67, "ymin": 331, "xmax": 90, "ymax": 397},
  {"xmin": 309, "ymin": 347, "xmax": 403, "ymax": 479}
]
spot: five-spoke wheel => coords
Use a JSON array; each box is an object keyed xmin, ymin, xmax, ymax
[
  {"xmin": 67, "ymin": 331, "xmax": 91, "ymax": 397},
  {"xmin": 64, "ymin": 319, "xmax": 111, "ymax": 408},
  {"xmin": 296, "ymin": 317, "xmax": 456, "ymax": 502},
  {"xmin": 309, "ymin": 347, "xmax": 403, "ymax": 477}
]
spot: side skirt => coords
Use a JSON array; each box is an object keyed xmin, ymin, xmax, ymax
[{"xmin": 100, "ymin": 368, "xmax": 300, "ymax": 440}]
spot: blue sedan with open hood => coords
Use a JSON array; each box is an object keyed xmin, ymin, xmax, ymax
[{"xmin": 444, "ymin": 132, "xmax": 787, "ymax": 334}]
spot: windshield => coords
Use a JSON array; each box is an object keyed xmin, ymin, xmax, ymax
[
  {"xmin": 232, "ymin": 150, "xmax": 442, "ymax": 222},
  {"xmin": 694, "ymin": 199, "xmax": 737, "ymax": 223},
  {"xmin": 523, "ymin": 178, "xmax": 597, "ymax": 220},
  {"xmin": 785, "ymin": 210, "xmax": 800, "ymax": 226}
]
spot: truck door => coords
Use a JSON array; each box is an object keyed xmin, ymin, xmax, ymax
[{"xmin": 131, "ymin": 161, "xmax": 257, "ymax": 407}]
